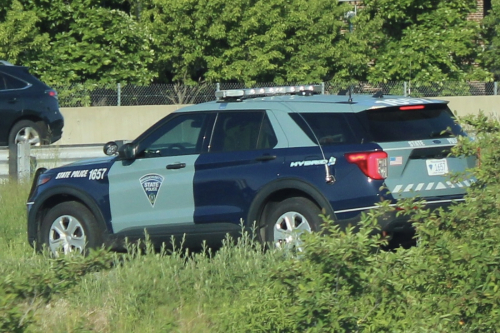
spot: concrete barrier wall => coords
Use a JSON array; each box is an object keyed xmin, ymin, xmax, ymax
[
  {"xmin": 57, "ymin": 96, "xmax": 500, "ymax": 145},
  {"xmin": 58, "ymin": 105, "xmax": 186, "ymax": 145},
  {"xmin": 435, "ymin": 96, "xmax": 500, "ymax": 118}
]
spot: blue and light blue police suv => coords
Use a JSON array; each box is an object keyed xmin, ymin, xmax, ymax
[{"xmin": 27, "ymin": 85, "xmax": 475, "ymax": 254}]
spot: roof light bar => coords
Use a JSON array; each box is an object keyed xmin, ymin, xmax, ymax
[{"xmin": 215, "ymin": 85, "xmax": 323, "ymax": 100}]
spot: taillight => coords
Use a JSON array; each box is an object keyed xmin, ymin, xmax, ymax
[
  {"xmin": 400, "ymin": 105, "xmax": 425, "ymax": 110},
  {"xmin": 345, "ymin": 151, "xmax": 388, "ymax": 180},
  {"xmin": 46, "ymin": 90, "xmax": 57, "ymax": 98}
]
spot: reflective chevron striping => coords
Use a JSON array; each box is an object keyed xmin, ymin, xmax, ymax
[{"xmin": 391, "ymin": 179, "xmax": 474, "ymax": 193}]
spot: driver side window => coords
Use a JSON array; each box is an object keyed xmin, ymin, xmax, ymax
[{"xmin": 139, "ymin": 113, "xmax": 209, "ymax": 158}]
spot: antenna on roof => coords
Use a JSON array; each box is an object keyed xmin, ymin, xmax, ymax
[{"xmin": 408, "ymin": 61, "xmax": 412, "ymax": 97}]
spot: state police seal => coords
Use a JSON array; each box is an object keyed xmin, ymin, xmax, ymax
[{"xmin": 139, "ymin": 174, "xmax": 164, "ymax": 207}]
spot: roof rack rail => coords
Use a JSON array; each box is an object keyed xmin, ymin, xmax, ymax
[
  {"xmin": 215, "ymin": 85, "xmax": 323, "ymax": 101},
  {"xmin": 0, "ymin": 60, "xmax": 14, "ymax": 66}
]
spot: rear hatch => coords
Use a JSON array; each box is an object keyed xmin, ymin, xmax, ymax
[{"xmin": 354, "ymin": 102, "xmax": 476, "ymax": 200}]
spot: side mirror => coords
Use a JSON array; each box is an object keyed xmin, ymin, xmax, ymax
[{"xmin": 118, "ymin": 142, "xmax": 137, "ymax": 160}]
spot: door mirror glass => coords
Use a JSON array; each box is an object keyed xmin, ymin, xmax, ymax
[{"xmin": 118, "ymin": 143, "xmax": 137, "ymax": 160}]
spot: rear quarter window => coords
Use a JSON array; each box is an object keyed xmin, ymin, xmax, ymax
[
  {"xmin": 289, "ymin": 113, "xmax": 359, "ymax": 145},
  {"xmin": 355, "ymin": 104, "xmax": 464, "ymax": 142},
  {"xmin": 0, "ymin": 73, "xmax": 28, "ymax": 90}
]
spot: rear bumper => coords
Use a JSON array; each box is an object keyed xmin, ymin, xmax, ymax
[
  {"xmin": 48, "ymin": 118, "xmax": 64, "ymax": 143},
  {"xmin": 334, "ymin": 197, "xmax": 464, "ymax": 233}
]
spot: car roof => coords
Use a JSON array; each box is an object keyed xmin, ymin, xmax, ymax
[{"xmin": 178, "ymin": 93, "xmax": 449, "ymax": 114}]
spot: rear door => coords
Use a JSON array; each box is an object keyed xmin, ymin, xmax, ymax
[
  {"xmin": 193, "ymin": 110, "xmax": 285, "ymax": 225},
  {"xmin": 0, "ymin": 72, "xmax": 26, "ymax": 144},
  {"xmin": 355, "ymin": 103, "xmax": 476, "ymax": 199}
]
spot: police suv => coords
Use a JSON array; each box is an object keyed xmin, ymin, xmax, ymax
[{"xmin": 27, "ymin": 85, "xmax": 475, "ymax": 254}]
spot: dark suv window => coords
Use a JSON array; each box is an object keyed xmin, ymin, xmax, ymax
[
  {"xmin": 0, "ymin": 73, "xmax": 28, "ymax": 90},
  {"xmin": 210, "ymin": 111, "xmax": 277, "ymax": 152},
  {"xmin": 356, "ymin": 104, "xmax": 464, "ymax": 142},
  {"xmin": 290, "ymin": 113, "xmax": 358, "ymax": 145}
]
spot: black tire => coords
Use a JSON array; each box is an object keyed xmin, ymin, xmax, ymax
[
  {"xmin": 8, "ymin": 120, "xmax": 47, "ymax": 146},
  {"xmin": 40, "ymin": 201, "xmax": 103, "ymax": 255},
  {"xmin": 264, "ymin": 197, "xmax": 322, "ymax": 249}
]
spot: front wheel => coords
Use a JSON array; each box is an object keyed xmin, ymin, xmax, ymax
[
  {"xmin": 40, "ymin": 201, "xmax": 103, "ymax": 256},
  {"xmin": 264, "ymin": 197, "xmax": 322, "ymax": 250}
]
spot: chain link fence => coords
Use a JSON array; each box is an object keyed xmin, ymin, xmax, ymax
[{"xmin": 53, "ymin": 81, "xmax": 500, "ymax": 107}]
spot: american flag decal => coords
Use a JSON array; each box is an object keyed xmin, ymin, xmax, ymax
[{"xmin": 390, "ymin": 156, "xmax": 403, "ymax": 166}]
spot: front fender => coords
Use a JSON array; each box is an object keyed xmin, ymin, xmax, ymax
[{"xmin": 27, "ymin": 185, "xmax": 111, "ymax": 246}]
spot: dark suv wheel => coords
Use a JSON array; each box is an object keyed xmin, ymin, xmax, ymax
[{"xmin": 8, "ymin": 120, "xmax": 47, "ymax": 146}]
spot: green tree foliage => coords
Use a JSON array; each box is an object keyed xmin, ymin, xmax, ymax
[
  {"xmin": 1, "ymin": 0, "xmax": 496, "ymax": 85},
  {"xmin": 140, "ymin": 0, "xmax": 357, "ymax": 85},
  {"xmin": 0, "ymin": 0, "xmax": 49, "ymax": 64},
  {"xmin": 139, "ymin": 0, "xmax": 494, "ymax": 84},
  {"xmin": 482, "ymin": 0, "xmax": 500, "ymax": 80},
  {"xmin": 2, "ymin": 0, "xmax": 155, "ymax": 85},
  {"xmin": 356, "ymin": 0, "xmax": 492, "ymax": 82}
]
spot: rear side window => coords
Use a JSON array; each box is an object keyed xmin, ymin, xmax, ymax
[
  {"xmin": 0, "ymin": 73, "xmax": 28, "ymax": 90},
  {"xmin": 290, "ymin": 113, "xmax": 358, "ymax": 145},
  {"xmin": 356, "ymin": 104, "xmax": 464, "ymax": 142},
  {"xmin": 209, "ymin": 111, "xmax": 278, "ymax": 152}
]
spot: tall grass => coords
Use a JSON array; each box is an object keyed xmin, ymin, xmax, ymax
[
  {"xmin": 0, "ymin": 179, "xmax": 281, "ymax": 332},
  {"xmin": 0, "ymin": 180, "xmax": 36, "ymax": 262}
]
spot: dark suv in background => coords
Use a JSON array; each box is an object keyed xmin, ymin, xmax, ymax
[{"xmin": 0, "ymin": 60, "xmax": 64, "ymax": 146}]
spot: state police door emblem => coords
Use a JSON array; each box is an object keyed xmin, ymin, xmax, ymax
[{"xmin": 140, "ymin": 174, "xmax": 165, "ymax": 207}]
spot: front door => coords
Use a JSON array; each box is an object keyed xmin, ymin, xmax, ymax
[{"xmin": 107, "ymin": 112, "xmax": 212, "ymax": 235}]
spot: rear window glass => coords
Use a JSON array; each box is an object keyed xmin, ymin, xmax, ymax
[
  {"xmin": 290, "ymin": 113, "xmax": 358, "ymax": 145},
  {"xmin": 356, "ymin": 104, "xmax": 464, "ymax": 142}
]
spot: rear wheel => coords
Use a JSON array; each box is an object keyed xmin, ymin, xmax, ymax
[
  {"xmin": 40, "ymin": 201, "xmax": 102, "ymax": 256},
  {"xmin": 264, "ymin": 197, "xmax": 322, "ymax": 250},
  {"xmin": 8, "ymin": 120, "xmax": 47, "ymax": 146}
]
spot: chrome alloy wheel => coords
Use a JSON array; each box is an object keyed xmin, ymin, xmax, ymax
[
  {"xmin": 15, "ymin": 126, "xmax": 41, "ymax": 146},
  {"xmin": 273, "ymin": 211, "xmax": 312, "ymax": 250},
  {"xmin": 48, "ymin": 214, "xmax": 86, "ymax": 255}
]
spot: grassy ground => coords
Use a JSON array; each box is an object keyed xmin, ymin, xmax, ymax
[{"xmin": 0, "ymin": 180, "xmax": 279, "ymax": 332}]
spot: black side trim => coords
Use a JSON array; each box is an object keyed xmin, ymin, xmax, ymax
[{"xmin": 112, "ymin": 223, "xmax": 243, "ymax": 250}]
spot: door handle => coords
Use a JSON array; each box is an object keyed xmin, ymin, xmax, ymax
[
  {"xmin": 8, "ymin": 98, "xmax": 17, "ymax": 103},
  {"xmin": 166, "ymin": 162, "xmax": 186, "ymax": 169},
  {"xmin": 255, "ymin": 155, "xmax": 277, "ymax": 161}
]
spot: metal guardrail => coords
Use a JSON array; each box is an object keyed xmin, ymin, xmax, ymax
[{"xmin": 0, "ymin": 144, "xmax": 106, "ymax": 180}]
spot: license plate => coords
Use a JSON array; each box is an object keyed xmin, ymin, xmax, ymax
[{"xmin": 426, "ymin": 159, "xmax": 448, "ymax": 176}]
